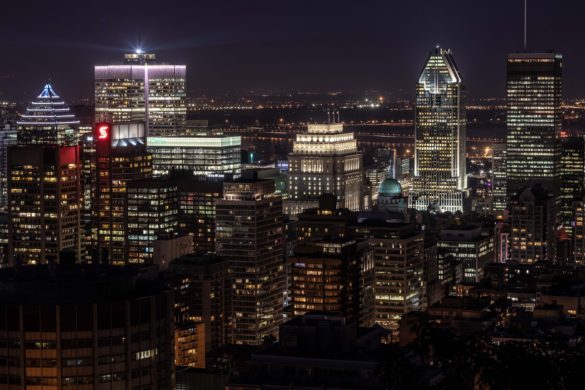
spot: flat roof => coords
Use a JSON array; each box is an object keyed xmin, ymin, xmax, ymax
[{"xmin": 0, "ymin": 265, "xmax": 167, "ymax": 304}]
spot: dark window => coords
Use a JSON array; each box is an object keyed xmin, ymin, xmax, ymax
[
  {"xmin": 97, "ymin": 303, "xmax": 111, "ymax": 330},
  {"xmin": 23, "ymin": 305, "xmax": 40, "ymax": 332},
  {"xmin": 40, "ymin": 305, "xmax": 56, "ymax": 332},
  {"xmin": 77, "ymin": 304, "xmax": 93, "ymax": 331},
  {"xmin": 6, "ymin": 305, "xmax": 19, "ymax": 331},
  {"xmin": 60, "ymin": 305, "xmax": 76, "ymax": 331},
  {"xmin": 111, "ymin": 301, "xmax": 126, "ymax": 328}
]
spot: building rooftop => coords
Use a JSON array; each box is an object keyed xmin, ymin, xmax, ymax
[
  {"xmin": 0, "ymin": 264, "xmax": 167, "ymax": 304},
  {"xmin": 513, "ymin": 185, "xmax": 555, "ymax": 202},
  {"xmin": 17, "ymin": 83, "xmax": 80, "ymax": 127},
  {"xmin": 170, "ymin": 253, "xmax": 227, "ymax": 268}
]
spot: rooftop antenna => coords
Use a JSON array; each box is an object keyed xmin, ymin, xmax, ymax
[{"xmin": 524, "ymin": 0, "xmax": 527, "ymax": 50}]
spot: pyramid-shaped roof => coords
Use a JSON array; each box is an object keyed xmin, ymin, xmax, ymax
[
  {"xmin": 37, "ymin": 83, "xmax": 60, "ymax": 99},
  {"xmin": 17, "ymin": 83, "xmax": 79, "ymax": 127}
]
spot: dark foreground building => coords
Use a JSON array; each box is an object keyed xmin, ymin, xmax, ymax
[
  {"xmin": 0, "ymin": 265, "xmax": 174, "ymax": 389},
  {"xmin": 226, "ymin": 312, "xmax": 389, "ymax": 389}
]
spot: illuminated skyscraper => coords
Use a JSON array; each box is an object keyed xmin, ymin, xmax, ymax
[
  {"xmin": 509, "ymin": 185, "xmax": 556, "ymax": 263},
  {"xmin": 17, "ymin": 84, "xmax": 79, "ymax": 146},
  {"xmin": 170, "ymin": 173, "xmax": 224, "ymax": 254},
  {"xmin": 289, "ymin": 240, "xmax": 362, "ymax": 321},
  {"xmin": 438, "ymin": 225, "xmax": 494, "ymax": 284},
  {"xmin": 573, "ymin": 196, "xmax": 585, "ymax": 265},
  {"xmin": 126, "ymin": 179, "xmax": 179, "ymax": 264},
  {"xmin": 558, "ymin": 135, "xmax": 584, "ymax": 235},
  {"xmin": 95, "ymin": 52, "xmax": 186, "ymax": 137},
  {"xmin": 0, "ymin": 127, "xmax": 17, "ymax": 211},
  {"xmin": 412, "ymin": 47, "xmax": 466, "ymax": 213},
  {"xmin": 216, "ymin": 177, "xmax": 285, "ymax": 345},
  {"xmin": 148, "ymin": 133, "xmax": 241, "ymax": 178},
  {"xmin": 350, "ymin": 221, "xmax": 425, "ymax": 331},
  {"xmin": 286, "ymin": 122, "xmax": 363, "ymax": 216},
  {"xmin": 290, "ymin": 195, "xmax": 364, "ymax": 321},
  {"xmin": 92, "ymin": 123, "xmax": 152, "ymax": 264},
  {"xmin": 7, "ymin": 145, "xmax": 81, "ymax": 265},
  {"xmin": 506, "ymin": 52, "xmax": 563, "ymax": 196},
  {"xmin": 80, "ymin": 131, "xmax": 96, "ymax": 255},
  {"xmin": 491, "ymin": 143, "xmax": 507, "ymax": 217}
]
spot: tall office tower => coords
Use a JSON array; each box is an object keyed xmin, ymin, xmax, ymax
[
  {"xmin": 289, "ymin": 239, "xmax": 363, "ymax": 322},
  {"xmin": 438, "ymin": 225, "xmax": 494, "ymax": 284},
  {"xmin": 509, "ymin": 185, "xmax": 556, "ymax": 263},
  {"xmin": 95, "ymin": 51, "xmax": 186, "ymax": 137},
  {"xmin": 0, "ymin": 264, "xmax": 174, "ymax": 389},
  {"xmin": 491, "ymin": 143, "xmax": 507, "ymax": 217},
  {"xmin": 148, "ymin": 133, "xmax": 241, "ymax": 178},
  {"xmin": 349, "ymin": 221, "xmax": 425, "ymax": 331},
  {"xmin": 7, "ymin": 145, "xmax": 81, "ymax": 265},
  {"xmin": 291, "ymin": 195, "xmax": 361, "ymax": 321},
  {"xmin": 80, "ymin": 131, "xmax": 96, "ymax": 251},
  {"xmin": 126, "ymin": 179, "xmax": 179, "ymax": 264},
  {"xmin": 286, "ymin": 122, "xmax": 363, "ymax": 216},
  {"xmin": 168, "ymin": 172, "xmax": 224, "ymax": 254},
  {"xmin": 167, "ymin": 254, "xmax": 229, "ymax": 354},
  {"xmin": 92, "ymin": 123, "xmax": 152, "ymax": 264},
  {"xmin": 216, "ymin": 177, "xmax": 285, "ymax": 345},
  {"xmin": 573, "ymin": 196, "xmax": 585, "ymax": 265},
  {"xmin": 558, "ymin": 135, "xmax": 584, "ymax": 235},
  {"xmin": 506, "ymin": 52, "xmax": 563, "ymax": 196},
  {"xmin": 0, "ymin": 126, "xmax": 16, "ymax": 210},
  {"xmin": 412, "ymin": 47, "xmax": 466, "ymax": 213},
  {"xmin": 16, "ymin": 84, "xmax": 79, "ymax": 146}
]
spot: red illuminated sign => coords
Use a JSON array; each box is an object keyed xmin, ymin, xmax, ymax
[
  {"xmin": 94, "ymin": 122, "xmax": 112, "ymax": 155},
  {"xmin": 95, "ymin": 122, "xmax": 111, "ymax": 141},
  {"xmin": 98, "ymin": 125, "xmax": 109, "ymax": 139}
]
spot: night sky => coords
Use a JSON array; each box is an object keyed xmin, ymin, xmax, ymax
[{"xmin": 1, "ymin": 0, "xmax": 583, "ymax": 102}]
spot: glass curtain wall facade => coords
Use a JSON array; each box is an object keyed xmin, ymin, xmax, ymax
[
  {"xmin": 93, "ymin": 151, "xmax": 152, "ymax": 265},
  {"xmin": 506, "ymin": 52, "xmax": 563, "ymax": 197},
  {"xmin": 7, "ymin": 145, "xmax": 81, "ymax": 265},
  {"xmin": 559, "ymin": 136, "xmax": 584, "ymax": 235},
  {"xmin": 491, "ymin": 143, "xmax": 507, "ymax": 216},
  {"xmin": 147, "ymin": 135, "xmax": 241, "ymax": 178},
  {"xmin": 126, "ymin": 179, "xmax": 179, "ymax": 264},
  {"xmin": 412, "ymin": 47, "xmax": 466, "ymax": 213},
  {"xmin": 0, "ymin": 128, "xmax": 16, "ymax": 211},
  {"xmin": 95, "ymin": 53, "xmax": 186, "ymax": 137}
]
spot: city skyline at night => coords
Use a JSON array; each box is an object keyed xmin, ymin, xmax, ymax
[{"xmin": 3, "ymin": 1, "xmax": 585, "ymax": 389}]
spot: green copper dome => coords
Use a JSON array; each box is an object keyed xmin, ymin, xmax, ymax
[{"xmin": 378, "ymin": 178, "xmax": 402, "ymax": 197}]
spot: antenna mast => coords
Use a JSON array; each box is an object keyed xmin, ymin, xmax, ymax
[{"xmin": 524, "ymin": 0, "xmax": 527, "ymax": 50}]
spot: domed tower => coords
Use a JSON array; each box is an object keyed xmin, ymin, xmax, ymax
[{"xmin": 377, "ymin": 177, "xmax": 407, "ymax": 218}]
